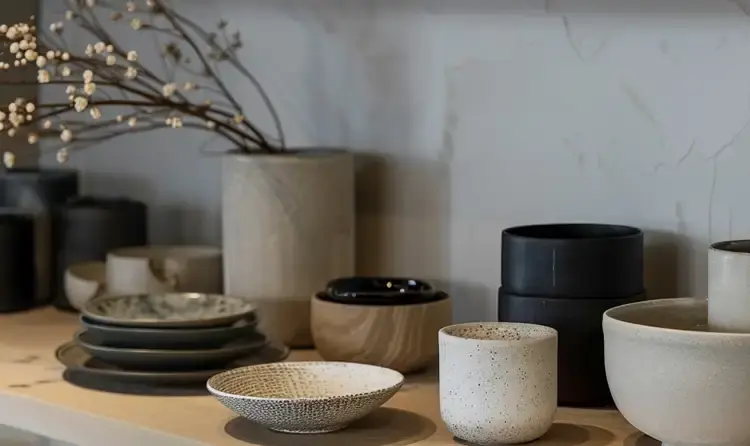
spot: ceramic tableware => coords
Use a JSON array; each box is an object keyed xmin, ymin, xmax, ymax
[
  {"xmin": 502, "ymin": 223, "xmax": 643, "ymax": 298},
  {"xmin": 708, "ymin": 240, "xmax": 750, "ymax": 332},
  {"xmin": 323, "ymin": 276, "xmax": 437, "ymax": 305},
  {"xmin": 207, "ymin": 361, "xmax": 404, "ymax": 434},
  {"xmin": 75, "ymin": 330, "xmax": 267, "ymax": 370},
  {"xmin": 312, "ymin": 290, "xmax": 451, "ymax": 373},
  {"xmin": 56, "ymin": 341, "xmax": 290, "ymax": 385},
  {"xmin": 439, "ymin": 322, "xmax": 557, "ymax": 445},
  {"xmin": 106, "ymin": 245, "xmax": 222, "ymax": 295},
  {"xmin": 81, "ymin": 293, "xmax": 256, "ymax": 328},
  {"xmin": 604, "ymin": 298, "xmax": 750, "ymax": 446},
  {"xmin": 498, "ymin": 289, "xmax": 646, "ymax": 406},
  {"xmin": 64, "ymin": 261, "xmax": 106, "ymax": 311},
  {"xmin": 80, "ymin": 315, "xmax": 258, "ymax": 350}
]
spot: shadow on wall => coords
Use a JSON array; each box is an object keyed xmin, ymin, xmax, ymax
[
  {"xmin": 354, "ymin": 153, "xmax": 451, "ymax": 282},
  {"xmin": 643, "ymin": 229, "xmax": 692, "ymax": 299}
]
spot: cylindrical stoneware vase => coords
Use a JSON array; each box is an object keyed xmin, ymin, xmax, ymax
[
  {"xmin": 0, "ymin": 212, "xmax": 36, "ymax": 312},
  {"xmin": 55, "ymin": 196, "xmax": 147, "ymax": 311},
  {"xmin": 502, "ymin": 223, "xmax": 643, "ymax": 298},
  {"xmin": 222, "ymin": 150, "xmax": 355, "ymax": 348},
  {"xmin": 106, "ymin": 246, "xmax": 222, "ymax": 296},
  {"xmin": 311, "ymin": 291, "xmax": 452, "ymax": 373},
  {"xmin": 708, "ymin": 240, "xmax": 750, "ymax": 332},
  {"xmin": 439, "ymin": 322, "xmax": 557, "ymax": 445},
  {"xmin": 0, "ymin": 168, "xmax": 78, "ymax": 305}
]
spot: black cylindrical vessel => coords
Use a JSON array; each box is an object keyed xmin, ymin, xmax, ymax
[
  {"xmin": 502, "ymin": 223, "xmax": 644, "ymax": 298},
  {"xmin": 0, "ymin": 168, "xmax": 79, "ymax": 305},
  {"xmin": 0, "ymin": 212, "xmax": 36, "ymax": 312},
  {"xmin": 54, "ymin": 196, "xmax": 148, "ymax": 310},
  {"xmin": 498, "ymin": 289, "xmax": 645, "ymax": 407}
]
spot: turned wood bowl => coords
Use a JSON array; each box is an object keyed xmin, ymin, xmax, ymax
[{"xmin": 311, "ymin": 289, "xmax": 452, "ymax": 373}]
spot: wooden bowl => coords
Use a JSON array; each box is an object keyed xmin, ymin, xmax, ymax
[{"xmin": 311, "ymin": 292, "xmax": 452, "ymax": 373}]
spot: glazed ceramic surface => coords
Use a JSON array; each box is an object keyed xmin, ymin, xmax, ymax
[
  {"xmin": 81, "ymin": 293, "xmax": 256, "ymax": 328},
  {"xmin": 75, "ymin": 330, "xmax": 267, "ymax": 370},
  {"xmin": 323, "ymin": 277, "xmax": 438, "ymax": 305},
  {"xmin": 207, "ymin": 361, "xmax": 404, "ymax": 434},
  {"xmin": 80, "ymin": 315, "xmax": 258, "ymax": 350},
  {"xmin": 604, "ymin": 298, "xmax": 750, "ymax": 446},
  {"xmin": 708, "ymin": 240, "xmax": 750, "ymax": 332},
  {"xmin": 64, "ymin": 261, "xmax": 106, "ymax": 311},
  {"xmin": 312, "ymin": 292, "xmax": 452, "ymax": 373},
  {"xmin": 106, "ymin": 245, "xmax": 222, "ymax": 296},
  {"xmin": 439, "ymin": 322, "xmax": 557, "ymax": 445},
  {"xmin": 56, "ymin": 341, "xmax": 290, "ymax": 384}
]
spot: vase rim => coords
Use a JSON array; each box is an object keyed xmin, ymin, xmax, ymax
[
  {"xmin": 226, "ymin": 147, "xmax": 349, "ymax": 157},
  {"xmin": 710, "ymin": 240, "xmax": 750, "ymax": 255}
]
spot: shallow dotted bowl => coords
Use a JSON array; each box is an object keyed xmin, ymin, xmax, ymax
[
  {"xmin": 206, "ymin": 361, "xmax": 404, "ymax": 434},
  {"xmin": 82, "ymin": 293, "xmax": 256, "ymax": 328}
]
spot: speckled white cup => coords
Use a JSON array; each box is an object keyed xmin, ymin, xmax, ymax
[{"xmin": 439, "ymin": 322, "xmax": 557, "ymax": 445}]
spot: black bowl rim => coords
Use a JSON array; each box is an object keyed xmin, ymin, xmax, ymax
[
  {"xmin": 314, "ymin": 290, "xmax": 449, "ymax": 307},
  {"xmin": 503, "ymin": 223, "xmax": 643, "ymax": 241}
]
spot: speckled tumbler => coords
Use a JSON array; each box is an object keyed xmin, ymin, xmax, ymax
[{"xmin": 439, "ymin": 322, "xmax": 557, "ymax": 446}]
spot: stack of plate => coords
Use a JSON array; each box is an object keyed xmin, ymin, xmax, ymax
[{"xmin": 56, "ymin": 293, "xmax": 289, "ymax": 385}]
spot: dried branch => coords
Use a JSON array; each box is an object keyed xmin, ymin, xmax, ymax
[{"xmin": 0, "ymin": 0, "xmax": 285, "ymax": 168}]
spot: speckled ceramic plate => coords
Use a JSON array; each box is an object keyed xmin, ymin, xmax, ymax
[
  {"xmin": 79, "ymin": 315, "xmax": 259, "ymax": 350},
  {"xmin": 56, "ymin": 341, "xmax": 290, "ymax": 385},
  {"xmin": 81, "ymin": 293, "xmax": 256, "ymax": 328},
  {"xmin": 207, "ymin": 362, "xmax": 404, "ymax": 434},
  {"xmin": 75, "ymin": 330, "xmax": 267, "ymax": 371}
]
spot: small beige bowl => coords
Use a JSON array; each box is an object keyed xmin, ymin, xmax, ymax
[
  {"xmin": 207, "ymin": 361, "xmax": 404, "ymax": 434},
  {"xmin": 64, "ymin": 261, "xmax": 107, "ymax": 311}
]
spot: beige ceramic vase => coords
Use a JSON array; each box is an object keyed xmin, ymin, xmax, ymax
[
  {"xmin": 222, "ymin": 150, "xmax": 355, "ymax": 348},
  {"xmin": 106, "ymin": 246, "xmax": 222, "ymax": 295},
  {"xmin": 708, "ymin": 240, "xmax": 750, "ymax": 332},
  {"xmin": 439, "ymin": 322, "xmax": 557, "ymax": 445}
]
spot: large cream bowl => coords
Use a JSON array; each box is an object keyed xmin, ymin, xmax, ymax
[{"xmin": 603, "ymin": 298, "xmax": 750, "ymax": 446}]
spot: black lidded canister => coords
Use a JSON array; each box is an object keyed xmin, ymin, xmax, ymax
[
  {"xmin": 0, "ymin": 212, "xmax": 35, "ymax": 312},
  {"xmin": 0, "ymin": 168, "xmax": 79, "ymax": 305},
  {"xmin": 54, "ymin": 196, "xmax": 148, "ymax": 311}
]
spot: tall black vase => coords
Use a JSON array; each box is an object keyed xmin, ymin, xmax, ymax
[
  {"xmin": 0, "ymin": 168, "xmax": 79, "ymax": 305},
  {"xmin": 54, "ymin": 196, "xmax": 148, "ymax": 311},
  {"xmin": 0, "ymin": 212, "xmax": 36, "ymax": 312}
]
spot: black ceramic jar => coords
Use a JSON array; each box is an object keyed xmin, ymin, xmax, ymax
[
  {"xmin": 0, "ymin": 168, "xmax": 79, "ymax": 305},
  {"xmin": 54, "ymin": 196, "xmax": 148, "ymax": 310},
  {"xmin": 501, "ymin": 223, "xmax": 644, "ymax": 298},
  {"xmin": 497, "ymin": 289, "xmax": 645, "ymax": 406},
  {"xmin": 0, "ymin": 212, "xmax": 36, "ymax": 312}
]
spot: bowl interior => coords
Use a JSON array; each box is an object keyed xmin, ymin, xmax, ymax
[
  {"xmin": 83, "ymin": 293, "xmax": 255, "ymax": 323},
  {"xmin": 441, "ymin": 322, "xmax": 557, "ymax": 341},
  {"xmin": 604, "ymin": 298, "xmax": 708, "ymax": 332},
  {"xmin": 503, "ymin": 223, "xmax": 641, "ymax": 240},
  {"xmin": 209, "ymin": 362, "xmax": 404, "ymax": 399},
  {"xmin": 67, "ymin": 261, "xmax": 106, "ymax": 283}
]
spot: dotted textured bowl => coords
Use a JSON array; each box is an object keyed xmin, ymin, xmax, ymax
[{"xmin": 206, "ymin": 361, "xmax": 404, "ymax": 434}]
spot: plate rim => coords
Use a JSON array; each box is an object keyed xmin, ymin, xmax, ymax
[
  {"xmin": 55, "ymin": 341, "xmax": 291, "ymax": 383},
  {"xmin": 80, "ymin": 293, "xmax": 257, "ymax": 328}
]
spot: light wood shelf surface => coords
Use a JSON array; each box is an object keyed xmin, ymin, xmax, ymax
[{"xmin": 0, "ymin": 308, "xmax": 647, "ymax": 446}]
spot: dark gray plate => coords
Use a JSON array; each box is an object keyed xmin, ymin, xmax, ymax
[
  {"xmin": 81, "ymin": 293, "xmax": 257, "ymax": 328},
  {"xmin": 75, "ymin": 330, "xmax": 267, "ymax": 371},
  {"xmin": 80, "ymin": 315, "xmax": 259, "ymax": 349},
  {"xmin": 56, "ymin": 341, "xmax": 290, "ymax": 385}
]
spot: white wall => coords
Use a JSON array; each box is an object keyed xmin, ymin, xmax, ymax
[{"xmin": 40, "ymin": 0, "xmax": 750, "ymax": 321}]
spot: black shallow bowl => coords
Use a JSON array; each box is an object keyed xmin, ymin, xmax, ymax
[
  {"xmin": 75, "ymin": 330, "xmax": 267, "ymax": 371},
  {"xmin": 497, "ymin": 288, "xmax": 646, "ymax": 407},
  {"xmin": 80, "ymin": 315, "xmax": 259, "ymax": 350},
  {"xmin": 501, "ymin": 223, "xmax": 644, "ymax": 298},
  {"xmin": 322, "ymin": 277, "xmax": 444, "ymax": 306}
]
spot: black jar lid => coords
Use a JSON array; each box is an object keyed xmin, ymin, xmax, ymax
[{"xmin": 320, "ymin": 277, "xmax": 447, "ymax": 306}]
